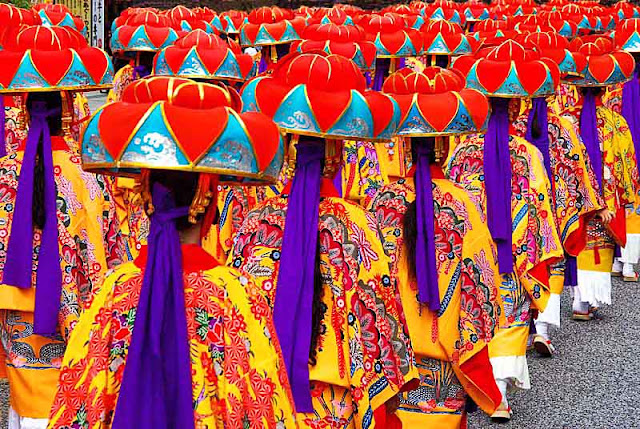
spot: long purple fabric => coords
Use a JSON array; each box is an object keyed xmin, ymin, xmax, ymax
[
  {"xmin": 414, "ymin": 138, "xmax": 440, "ymax": 311},
  {"xmin": 3, "ymin": 103, "xmax": 62, "ymax": 336},
  {"xmin": 580, "ymin": 89, "xmax": 603, "ymax": 189},
  {"xmin": 258, "ymin": 55, "xmax": 268, "ymax": 74},
  {"xmin": 372, "ymin": 58, "xmax": 390, "ymax": 91},
  {"xmin": 133, "ymin": 64, "xmax": 150, "ymax": 79},
  {"xmin": 0, "ymin": 96, "xmax": 6, "ymax": 158},
  {"xmin": 485, "ymin": 97, "xmax": 514, "ymax": 273},
  {"xmin": 564, "ymin": 255, "xmax": 578, "ymax": 287},
  {"xmin": 113, "ymin": 183, "xmax": 194, "ymax": 429},
  {"xmin": 622, "ymin": 67, "xmax": 640, "ymax": 167},
  {"xmin": 525, "ymin": 97, "xmax": 552, "ymax": 177},
  {"xmin": 274, "ymin": 138, "xmax": 324, "ymax": 413},
  {"xmin": 371, "ymin": 58, "xmax": 405, "ymax": 90}
]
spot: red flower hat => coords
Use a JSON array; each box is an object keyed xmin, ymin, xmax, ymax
[
  {"xmin": 241, "ymin": 52, "xmax": 400, "ymax": 141},
  {"xmin": 615, "ymin": 19, "xmax": 640, "ymax": 54},
  {"xmin": 422, "ymin": 20, "xmax": 479, "ymax": 56},
  {"xmin": 34, "ymin": 3, "xmax": 85, "ymax": 36},
  {"xmin": 153, "ymin": 30, "xmax": 254, "ymax": 82},
  {"xmin": 383, "ymin": 66, "xmax": 490, "ymax": 136},
  {"xmin": 240, "ymin": 6, "xmax": 305, "ymax": 47},
  {"xmin": 81, "ymin": 76, "xmax": 283, "ymax": 183},
  {"xmin": 517, "ymin": 31, "xmax": 587, "ymax": 78},
  {"xmin": 569, "ymin": 35, "xmax": 635, "ymax": 87},
  {"xmin": 453, "ymin": 39, "xmax": 560, "ymax": 98},
  {"xmin": 359, "ymin": 13, "xmax": 423, "ymax": 58},
  {"xmin": 0, "ymin": 25, "xmax": 113, "ymax": 92},
  {"xmin": 292, "ymin": 23, "xmax": 377, "ymax": 71}
]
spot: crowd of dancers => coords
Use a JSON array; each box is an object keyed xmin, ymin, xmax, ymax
[{"xmin": 0, "ymin": 0, "xmax": 637, "ymax": 428}]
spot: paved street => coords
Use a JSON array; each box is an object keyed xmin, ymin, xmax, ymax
[{"xmin": 470, "ymin": 278, "xmax": 640, "ymax": 428}]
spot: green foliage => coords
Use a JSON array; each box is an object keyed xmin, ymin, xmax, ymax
[{"xmin": 1, "ymin": 0, "xmax": 32, "ymax": 10}]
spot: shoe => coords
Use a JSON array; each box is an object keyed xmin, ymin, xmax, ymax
[
  {"xmin": 589, "ymin": 307, "xmax": 604, "ymax": 320},
  {"xmin": 612, "ymin": 271, "xmax": 622, "ymax": 277},
  {"xmin": 491, "ymin": 404, "xmax": 513, "ymax": 423},
  {"xmin": 623, "ymin": 273, "xmax": 638, "ymax": 282},
  {"xmin": 533, "ymin": 334, "xmax": 556, "ymax": 357},
  {"xmin": 571, "ymin": 311, "xmax": 591, "ymax": 321}
]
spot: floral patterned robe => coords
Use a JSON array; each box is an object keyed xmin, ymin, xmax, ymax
[
  {"xmin": 513, "ymin": 108, "xmax": 605, "ymax": 294},
  {"xmin": 560, "ymin": 101, "xmax": 639, "ymax": 276},
  {"xmin": 365, "ymin": 173, "xmax": 503, "ymax": 427},
  {"xmin": 0, "ymin": 136, "xmax": 124, "ymax": 420},
  {"xmin": 446, "ymin": 134, "xmax": 563, "ymax": 388},
  {"xmin": 604, "ymin": 86, "xmax": 640, "ymax": 262},
  {"xmin": 339, "ymin": 140, "xmax": 390, "ymax": 202},
  {"xmin": 230, "ymin": 179, "xmax": 418, "ymax": 429},
  {"xmin": 48, "ymin": 245, "xmax": 297, "ymax": 429}
]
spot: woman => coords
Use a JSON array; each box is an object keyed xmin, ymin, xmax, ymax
[
  {"xmin": 449, "ymin": 40, "xmax": 564, "ymax": 421},
  {"xmin": 48, "ymin": 77, "xmax": 296, "ymax": 428},
  {"xmin": 0, "ymin": 25, "xmax": 122, "ymax": 429},
  {"xmin": 366, "ymin": 67, "xmax": 503, "ymax": 428},
  {"xmin": 235, "ymin": 52, "xmax": 418, "ymax": 428}
]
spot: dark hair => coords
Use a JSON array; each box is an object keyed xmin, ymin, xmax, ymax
[
  {"xmin": 26, "ymin": 92, "xmax": 63, "ymax": 137},
  {"xmin": 309, "ymin": 234, "xmax": 326, "ymax": 366},
  {"xmin": 26, "ymin": 91, "xmax": 63, "ymax": 230},
  {"xmin": 530, "ymin": 106, "xmax": 542, "ymax": 140},
  {"xmin": 149, "ymin": 170, "xmax": 202, "ymax": 231},
  {"xmin": 579, "ymin": 86, "xmax": 604, "ymax": 97}
]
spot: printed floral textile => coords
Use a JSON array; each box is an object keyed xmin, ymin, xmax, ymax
[
  {"xmin": 230, "ymin": 186, "xmax": 418, "ymax": 429},
  {"xmin": 48, "ymin": 246, "xmax": 297, "ymax": 429},
  {"xmin": 365, "ymin": 176, "xmax": 503, "ymax": 419}
]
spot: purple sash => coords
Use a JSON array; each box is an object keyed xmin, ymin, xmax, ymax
[
  {"xmin": 525, "ymin": 97, "xmax": 552, "ymax": 177},
  {"xmin": 274, "ymin": 138, "xmax": 324, "ymax": 413},
  {"xmin": 485, "ymin": 97, "xmax": 514, "ymax": 273},
  {"xmin": 3, "ymin": 103, "xmax": 62, "ymax": 336},
  {"xmin": 622, "ymin": 66, "xmax": 640, "ymax": 167},
  {"xmin": 113, "ymin": 183, "xmax": 194, "ymax": 429},
  {"xmin": 580, "ymin": 89, "xmax": 603, "ymax": 189},
  {"xmin": 372, "ymin": 58, "xmax": 389, "ymax": 91},
  {"xmin": 413, "ymin": 138, "xmax": 440, "ymax": 311}
]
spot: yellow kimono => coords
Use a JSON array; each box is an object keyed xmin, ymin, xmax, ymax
[
  {"xmin": 339, "ymin": 140, "xmax": 390, "ymax": 202},
  {"xmin": 0, "ymin": 136, "xmax": 124, "ymax": 421},
  {"xmin": 106, "ymin": 64, "xmax": 134, "ymax": 104},
  {"xmin": 513, "ymin": 108, "xmax": 605, "ymax": 297},
  {"xmin": 48, "ymin": 245, "xmax": 297, "ymax": 429},
  {"xmin": 104, "ymin": 64, "xmax": 151, "ymax": 260},
  {"xmin": 366, "ymin": 173, "xmax": 504, "ymax": 428},
  {"xmin": 561, "ymin": 103, "xmax": 639, "ymax": 305},
  {"xmin": 230, "ymin": 181, "xmax": 418, "ymax": 428},
  {"xmin": 3, "ymin": 96, "xmax": 27, "ymax": 155},
  {"xmin": 447, "ymin": 134, "xmax": 563, "ymax": 389},
  {"xmin": 604, "ymin": 86, "xmax": 640, "ymax": 267},
  {"xmin": 204, "ymin": 183, "xmax": 283, "ymax": 262}
]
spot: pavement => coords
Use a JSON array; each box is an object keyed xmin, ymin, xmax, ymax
[
  {"xmin": 469, "ymin": 278, "xmax": 640, "ymax": 429},
  {"xmin": 85, "ymin": 90, "xmax": 108, "ymax": 113}
]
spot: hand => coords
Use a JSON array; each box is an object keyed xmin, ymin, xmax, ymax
[{"xmin": 597, "ymin": 208, "xmax": 614, "ymax": 225}]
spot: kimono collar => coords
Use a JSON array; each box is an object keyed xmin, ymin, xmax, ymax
[
  {"xmin": 18, "ymin": 135, "xmax": 69, "ymax": 152},
  {"xmin": 407, "ymin": 163, "xmax": 445, "ymax": 179},
  {"xmin": 134, "ymin": 243, "xmax": 219, "ymax": 272},
  {"xmin": 282, "ymin": 177, "xmax": 340, "ymax": 198}
]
